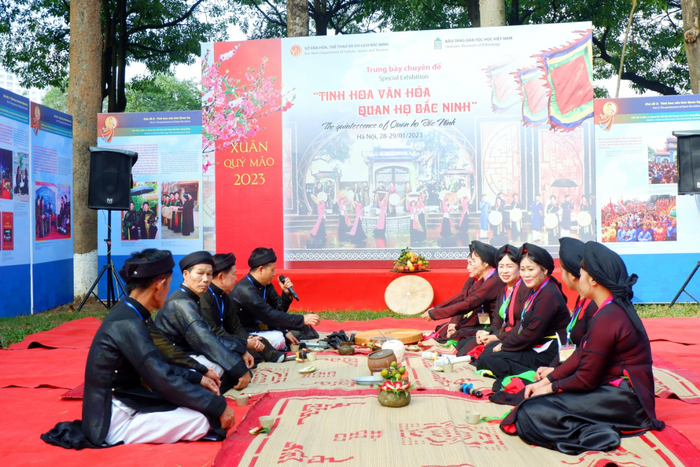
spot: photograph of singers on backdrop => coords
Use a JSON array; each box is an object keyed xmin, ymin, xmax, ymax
[
  {"xmin": 121, "ymin": 181, "xmax": 159, "ymax": 241},
  {"xmin": 34, "ymin": 181, "xmax": 71, "ymax": 241},
  {"xmin": 12, "ymin": 151, "xmax": 29, "ymax": 202},
  {"xmin": 160, "ymin": 181, "xmax": 199, "ymax": 240},
  {"xmin": 279, "ymin": 25, "xmax": 597, "ymax": 260},
  {"xmin": 0, "ymin": 147, "xmax": 12, "ymax": 200}
]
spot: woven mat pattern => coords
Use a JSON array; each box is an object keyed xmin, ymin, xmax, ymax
[{"xmin": 215, "ymin": 389, "xmax": 693, "ymax": 467}]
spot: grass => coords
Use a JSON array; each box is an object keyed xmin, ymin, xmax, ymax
[{"xmin": 1, "ymin": 299, "xmax": 699, "ymax": 349}]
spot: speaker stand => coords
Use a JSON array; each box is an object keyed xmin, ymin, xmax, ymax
[
  {"xmin": 670, "ymin": 261, "xmax": 700, "ymax": 307},
  {"xmin": 77, "ymin": 211, "xmax": 126, "ymax": 312}
]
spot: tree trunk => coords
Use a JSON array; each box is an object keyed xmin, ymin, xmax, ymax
[
  {"xmin": 682, "ymin": 0, "xmax": 700, "ymax": 94},
  {"xmin": 287, "ymin": 0, "xmax": 309, "ymax": 37},
  {"xmin": 464, "ymin": 0, "xmax": 480, "ymax": 27},
  {"xmin": 68, "ymin": 0, "xmax": 103, "ymax": 299},
  {"xmin": 479, "ymin": 0, "xmax": 506, "ymax": 27},
  {"xmin": 116, "ymin": 0, "xmax": 127, "ymax": 112}
]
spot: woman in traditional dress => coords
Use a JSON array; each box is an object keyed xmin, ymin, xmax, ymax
[
  {"xmin": 509, "ymin": 193, "xmax": 522, "ymax": 242},
  {"xmin": 373, "ymin": 192, "xmax": 388, "ymax": 238},
  {"xmin": 476, "ymin": 243, "xmax": 570, "ymax": 389},
  {"xmin": 417, "ymin": 193, "xmax": 427, "ymax": 242},
  {"xmin": 181, "ymin": 192, "xmax": 196, "ymax": 237},
  {"xmin": 529, "ymin": 194, "xmax": 543, "ymax": 242},
  {"xmin": 439, "ymin": 197, "xmax": 453, "ymax": 239},
  {"xmin": 348, "ymin": 199, "xmax": 366, "ymax": 246},
  {"xmin": 457, "ymin": 192, "xmax": 470, "ymax": 244},
  {"xmin": 308, "ymin": 193, "xmax": 326, "ymax": 248},
  {"xmin": 337, "ymin": 194, "xmax": 352, "ymax": 243},
  {"xmin": 537, "ymin": 237, "xmax": 598, "ymax": 376},
  {"xmin": 501, "ymin": 241, "xmax": 664, "ymax": 455},
  {"xmin": 422, "ymin": 241, "xmax": 504, "ymax": 343},
  {"xmin": 458, "ymin": 244, "xmax": 528, "ymax": 356},
  {"xmin": 545, "ymin": 195, "xmax": 560, "ymax": 244},
  {"xmin": 479, "ymin": 194, "xmax": 490, "ymax": 239}
]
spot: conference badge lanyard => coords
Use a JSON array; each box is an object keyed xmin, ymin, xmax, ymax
[
  {"xmin": 558, "ymin": 296, "xmax": 613, "ymax": 362},
  {"xmin": 517, "ymin": 278, "xmax": 550, "ymax": 334},
  {"xmin": 124, "ymin": 300, "xmax": 153, "ymax": 325},
  {"xmin": 208, "ymin": 287, "xmax": 224, "ymax": 327},
  {"xmin": 478, "ymin": 268, "xmax": 497, "ymax": 326}
]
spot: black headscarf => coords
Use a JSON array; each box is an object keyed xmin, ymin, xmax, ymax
[
  {"xmin": 583, "ymin": 241, "xmax": 643, "ymax": 332},
  {"xmin": 520, "ymin": 243, "xmax": 565, "ymax": 301},
  {"xmin": 118, "ymin": 250, "xmax": 175, "ymax": 282},
  {"xmin": 248, "ymin": 248, "xmax": 277, "ymax": 269},
  {"xmin": 496, "ymin": 244, "xmax": 520, "ymax": 264},
  {"xmin": 213, "ymin": 252, "xmax": 236, "ymax": 274},
  {"xmin": 558, "ymin": 237, "xmax": 585, "ymax": 278},
  {"xmin": 469, "ymin": 240, "xmax": 498, "ymax": 268},
  {"xmin": 179, "ymin": 251, "xmax": 215, "ymax": 272},
  {"xmin": 520, "ymin": 243, "xmax": 554, "ymax": 274}
]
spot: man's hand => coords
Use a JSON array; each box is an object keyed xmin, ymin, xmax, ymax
[
  {"xmin": 219, "ymin": 406, "xmax": 236, "ymax": 430},
  {"xmin": 200, "ymin": 375, "xmax": 220, "ymax": 395},
  {"xmin": 205, "ymin": 368, "xmax": 221, "ymax": 387},
  {"xmin": 242, "ymin": 351, "xmax": 255, "ymax": 369},
  {"xmin": 492, "ymin": 343, "xmax": 503, "ymax": 353},
  {"xmin": 247, "ymin": 336, "xmax": 265, "ymax": 352},
  {"xmin": 279, "ymin": 277, "xmax": 294, "ymax": 295},
  {"xmin": 234, "ymin": 371, "xmax": 252, "ymax": 390},
  {"xmin": 303, "ymin": 314, "xmax": 320, "ymax": 326},
  {"xmin": 286, "ymin": 331, "xmax": 299, "ymax": 345},
  {"xmin": 535, "ymin": 366, "xmax": 554, "ymax": 381},
  {"xmin": 421, "ymin": 309, "xmax": 434, "ymax": 321}
]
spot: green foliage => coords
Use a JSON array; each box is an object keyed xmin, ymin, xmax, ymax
[
  {"xmin": 232, "ymin": 0, "xmax": 689, "ymax": 95},
  {"xmin": 0, "ymin": 0, "xmax": 227, "ymax": 106},
  {"xmin": 125, "ymin": 73, "xmax": 202, "ymax": 112},
  {"xmin": 41, "ymin": 86, "xmax": 69, "ymax": 114}
]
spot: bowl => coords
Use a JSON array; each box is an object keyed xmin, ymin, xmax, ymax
[
  {"xmin": 234, "ymin": 394, "xmax": 249, "ymax": 406},
  {"xmin": 367, "ymin": 349, "xmax": 396, "ymax": 373}
]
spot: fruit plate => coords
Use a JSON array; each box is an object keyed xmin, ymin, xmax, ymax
[
  {"xmin": 354, "ymin": 376, "xmax": 384, "ymax": 385},
  {"xmin": 298, "ymin": 366, "xmax": 317, "ymax": 374},
  {"xmin": 389, "ymin": 269, "xmax": 430, "ymax": 273}
]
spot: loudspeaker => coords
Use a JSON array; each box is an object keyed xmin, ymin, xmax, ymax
[
  {"xmin": 674, "ymin": 131, "xmax": 700, "ymax": 194},
  {"xmin": 87, "ymin": 146, "xmax": 138, "ymax": 210}
]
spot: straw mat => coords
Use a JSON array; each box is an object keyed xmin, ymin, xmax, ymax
[{"xmin": 215, "ymin": 389, "xmax": 699, "ymax": 467}]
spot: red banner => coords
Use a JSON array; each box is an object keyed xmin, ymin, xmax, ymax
[{"xmin": 212, "ymin": 40, "xmax": 284, "ymax": 260}]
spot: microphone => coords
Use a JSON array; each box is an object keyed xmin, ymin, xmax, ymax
[{"xmin": 278, "ymin": 275, "xmax": 300, "ymax": 301}]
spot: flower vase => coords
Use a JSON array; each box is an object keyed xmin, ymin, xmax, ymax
[{"xmin": 378, "ymin": 391, "xmax": 411, "ymax": 407}]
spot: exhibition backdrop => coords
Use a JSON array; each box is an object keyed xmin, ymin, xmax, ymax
[
  {"xmin": 201, "ymin": 22, "xmax": 699, "ymax": 303},
  {"xmin": 0, "ymin": 89, "xmax": 73, "ymax": 317},
  {"xmin": 96, "ymin": 111, "xmax": 205, "ymax": 294}
]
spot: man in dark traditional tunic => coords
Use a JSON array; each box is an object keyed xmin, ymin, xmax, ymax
[
  {"xmin": 122, "ymin": 201, "xmax": 140, "ymax": 240},
  {"xmin": 41, "ymin": 249, "xmax": 234, "ymax": 449},
  {"xmin": 501, "ymin": 241, "xmax": 664, "ymax": 455},
  {"xmin": 155, "ymin": 251, "xmax": 254, "ymax": 392},
  {"xmin": 230, "ymin": 247, "xmax": 320, "ymax": 350},
  {"xmin": 200, "ymin": 252, "xmax": 284, "ymax": 364},
  {"xmin": 138, "ymin": 202, "xmax": 158, "ymax": 239}
]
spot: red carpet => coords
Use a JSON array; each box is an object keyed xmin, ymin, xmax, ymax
[
  {"xmin": 9, "ymin": 318, "xmax": 101, "ymax": 350},
  {"xmin": 2, "ymin": 316, "xmax": 700, "ymax": 466},
  {"xmin": 0, "ymin": 347, "xmax": 88, "ymax": 389}
]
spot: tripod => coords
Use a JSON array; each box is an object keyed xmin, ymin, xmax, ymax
[
  {"xmin": 670, "ymin": 261, "xmax": 700, "ymax": 307},
  {"xmin": 77, "ymin": 211, "xmax": 126, "ymax": 312}
]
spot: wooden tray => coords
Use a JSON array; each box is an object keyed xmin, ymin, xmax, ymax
[{"xmin": 354, "ymin": 329, "xmax": 424, "ymax": 346}]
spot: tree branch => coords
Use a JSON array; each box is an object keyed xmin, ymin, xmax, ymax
[
  {"xmin": 593, "ymin": 31, "xmax": 678, "ymax": 95},
  {"xmin": 128, "ymin": 0, "xmax": 205, "ymax": 34}
]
